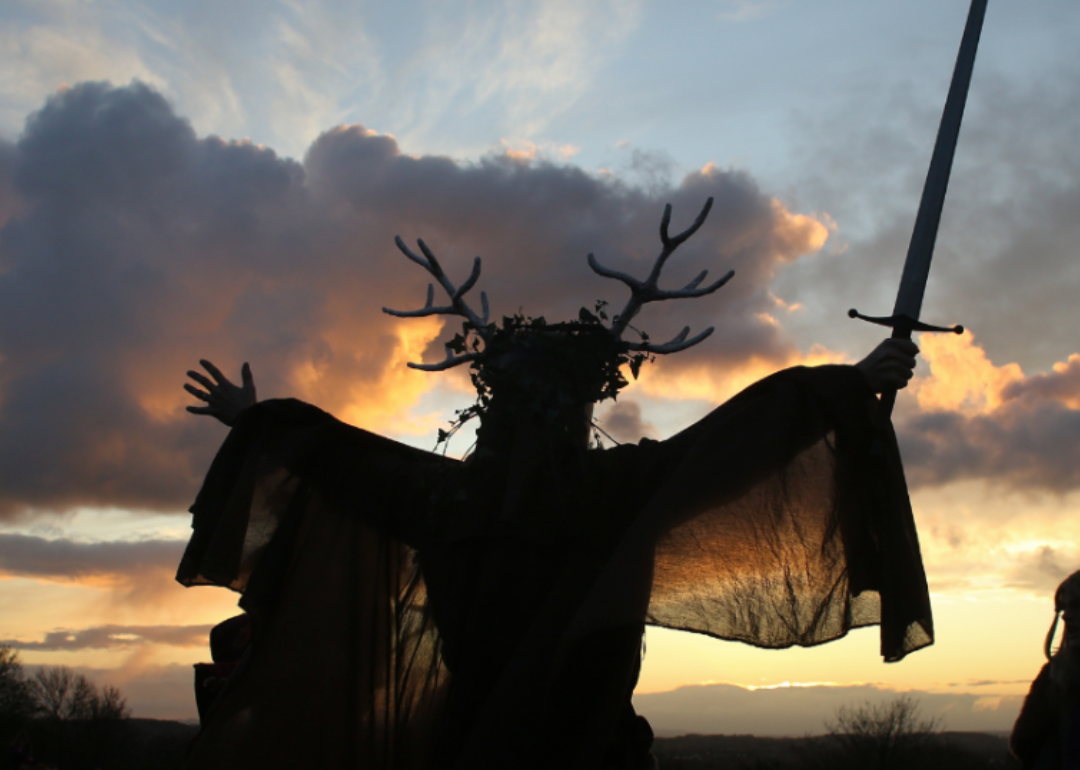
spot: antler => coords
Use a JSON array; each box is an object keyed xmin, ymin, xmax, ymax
[
  {"xmin": 383, "ymin": 236, "xmax": 493, "ymax": 371},
  {"xmin": 587, "ymin": 197, "xmax": 734, "ymax": 354}
]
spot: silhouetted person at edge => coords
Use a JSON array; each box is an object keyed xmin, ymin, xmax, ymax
[
  {"xmin": 1012, "ymin": 570, "xmax": 1080, "ymax": 769},
  {"xmin": 176, "ymin": 203, "xmax": 931, "ymax": 770}
]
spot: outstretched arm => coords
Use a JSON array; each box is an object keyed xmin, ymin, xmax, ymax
[
  {"xmin": 185, "ymin": 360, "xmax": 257, "ymax": 426},
  {"xmin": 855, "ymin": 339, "xmax": 919, "ymax": 394}
]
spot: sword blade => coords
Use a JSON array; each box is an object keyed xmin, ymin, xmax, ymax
[{"xmin": 892, "ymin": 0, "xmax": 988, "ymax": 324}]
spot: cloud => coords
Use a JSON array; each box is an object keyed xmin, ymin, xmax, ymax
[
  {"xmin": 0, "ymin": 533, "xmax": 181, "ymax": 579},
  {"xmin": 1002, "ymin": 354, "xmax": 1080, "ymax": 409},
  {"xmin": 773, "ymin": 64, "xmax": 1080, "ymax": 379},
  {"xmin": 715, "ymin": 1, "xmax": 778, "ymax": 24},
  {"xmin": 0, "ymin": 0, "xmax": 379, "ymax": 161},
  {"xmin": 901, "ymin": 403, "xmax": 1080, "ymax": 492},
  {"xmin": 385, "ymin": 0, "xmax": 644, "ymax": 152},
  {"xmin": 0, "ymin": 0, "xmax": 647, "ymax": 164},
  {"xmin": 909, "ymin": 333, "xmax": 1024, "ymax": 415},
  {"xmin": 1003, "ymin": 545, "xmax": 1080, "ymax": 595},
  {"xmin": 0, "ymin": 81, "xmax": 829, "ymax": 517},
  {"xmin": 898, "ymin": 335, "xmax": 1080, "ymax": 492},
  {"xmin": 0, "ymin": 5, "xmax": 164, "ymax": 142},
  {"xmin": 944, "ymin": 680, "xmax": 1032, "ymax": 688},
  {"xmin": 2, "ymin": 623, "xmax": 210, "ymax": 651},
  {"xmin": 596, "ymin": 399, "xmax": 657, "ymax": 444}
]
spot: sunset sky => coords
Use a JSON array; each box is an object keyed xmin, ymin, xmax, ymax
[{"xmin": 1, "ymin": 0, "xmax": 1080, "ymax": 734}]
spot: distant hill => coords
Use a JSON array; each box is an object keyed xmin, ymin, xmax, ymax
[
  {"xmin": 121, "ymin": 718, "xmax": 199, "ymax": 768},
  {"xmin": 634, "ymin": 682, "xmax": 1024, "ymax": 737},
  {"xmin": 128, "ymin": 717, "xmax": 200, "ymax": 736}
]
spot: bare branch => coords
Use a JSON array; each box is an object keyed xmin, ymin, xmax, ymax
[
  {"xmin": 623, "ymin": 326, "xmax": 715, "ymax": 355},
  {"xmin": 383, "ymin": 236, "xmax": 494, "ymax": 371}
]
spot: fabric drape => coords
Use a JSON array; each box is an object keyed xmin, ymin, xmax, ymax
[{"xmin": 177, "ymin": 364, "xmax": 931, "ymax": 769}]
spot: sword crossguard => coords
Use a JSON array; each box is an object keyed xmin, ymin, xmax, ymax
[{"xmin": 848, "ymin": 309, "xmax": 964, "ymax": 337}]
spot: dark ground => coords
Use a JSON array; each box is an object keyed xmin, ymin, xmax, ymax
[
  {"xmin": 10, "ymin": 720, "xmax": 1017, "ymax": 769},
  {"xmin": 2, "ymin": 718, "xmax": 199, "ymax": 770},
  {"xmin": 653, "ymin": 731, "xmax": 1020, "ymax": 769}
]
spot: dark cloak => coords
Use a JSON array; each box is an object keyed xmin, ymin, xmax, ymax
[
  {"xmin": 176, "ymin": 364, "xmax": 932, "ymax": 769},
  {"xmin": 1011, "ymin": 660, "xmax": 1080, "ymax": 768}
]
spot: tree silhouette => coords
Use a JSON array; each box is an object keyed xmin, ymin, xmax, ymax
[
  {"xmin": 30, "ymin": 666, "xmax": 130, "ymax": 721},
  {"xmin": 807, "ymin": 696, "xmax": 942, "ymax": 770},
  {"xmin": 0, "ymin": 646, "xmax": 35, "ymax": 726},
  {"xmin": 31, "ymin": 666, "xmax": 74, "ymax": 720}
]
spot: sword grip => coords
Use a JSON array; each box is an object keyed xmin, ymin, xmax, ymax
[
  {"xmin": 849, "ymin": 307, "xmax": 962, "ymax": 425},
  {"xmin": 876, "ymin": 323, "xmax": 911, "ymax": 425},
  {"xmin": 878, "ymin": 388, "xmax": 899, "ymax": 424}
]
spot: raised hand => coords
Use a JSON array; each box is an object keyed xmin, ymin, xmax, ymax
[
  {"xmin": 185, "ymin": 360, "xmax": 257, "ymax": 426},
  {"xmin": 855, "ymin": 339, "xmax": 919, "ymax": 394}
]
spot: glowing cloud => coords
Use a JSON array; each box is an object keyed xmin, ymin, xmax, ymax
[
  {"xmin": 638, "ymin": 343, "xmax": 844, "ymax": 407},
  {"xmin": 0, "ymin": 81, "xmax": 834, "ymax": 517},
  {"xmin": 911, "ymin": 331, "xmax": 1024, "ymax": 414}
]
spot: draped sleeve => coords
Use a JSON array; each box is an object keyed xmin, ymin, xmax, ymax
[
  {"xmin": 176, "ymin": 399, "xmax": 453, "ymax": 770},
  {"xmin": 576, "ymin": 364, "xmax": 932, "ymax": 662}
]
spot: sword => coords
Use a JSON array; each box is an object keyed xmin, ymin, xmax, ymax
[{"xmin": 849, "ymin": 0, "xmax": 987, "ymax": 419}]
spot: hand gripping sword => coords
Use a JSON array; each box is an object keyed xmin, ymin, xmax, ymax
[{"xmin": 849, "ymin": 0, "xmax": 987, "ymax": 420}]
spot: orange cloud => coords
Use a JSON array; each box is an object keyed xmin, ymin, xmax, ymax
[
  {"xmin": 292, "ymin": 316, "xmax": 446, "ymax": 436},
  {"xmin": 1002, "ymin": 353, "xmax": 1080, "ymax": 410},
  {"xmin": 637, "ymin": 343, "xmax": 845, "ymax": 405},
  {"xmin": 769, "ymin": 199, "xmax": 830, "ymax": 260},
  {"xmin": 910, "ymin": 331, "xmax": 1024, "ymax": 414},
  {"xmin": 767, "ymin": 292, "xmax": 804, "ymax": 315},
  {"xmin": 499, "ymin": 138, "xmax": 581, "ymax": 162}
]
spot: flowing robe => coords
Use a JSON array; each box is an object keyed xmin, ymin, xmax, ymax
[{"xmin": 176, "ymin": 364, "xmax": 932, "ymax": 769}]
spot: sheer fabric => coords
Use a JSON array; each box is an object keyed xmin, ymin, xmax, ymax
[
  {"xmin": 177, "ymin": 364, "xmax": 932, "ymax": 768},
  {"xmin": 178, "ymin": 405, "xmax": 448, "ymax": 769}
]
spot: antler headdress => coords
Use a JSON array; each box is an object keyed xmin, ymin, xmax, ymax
[{"xmin": 383, "ymin": 197, "xmax": 734, "ymax": 377}]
